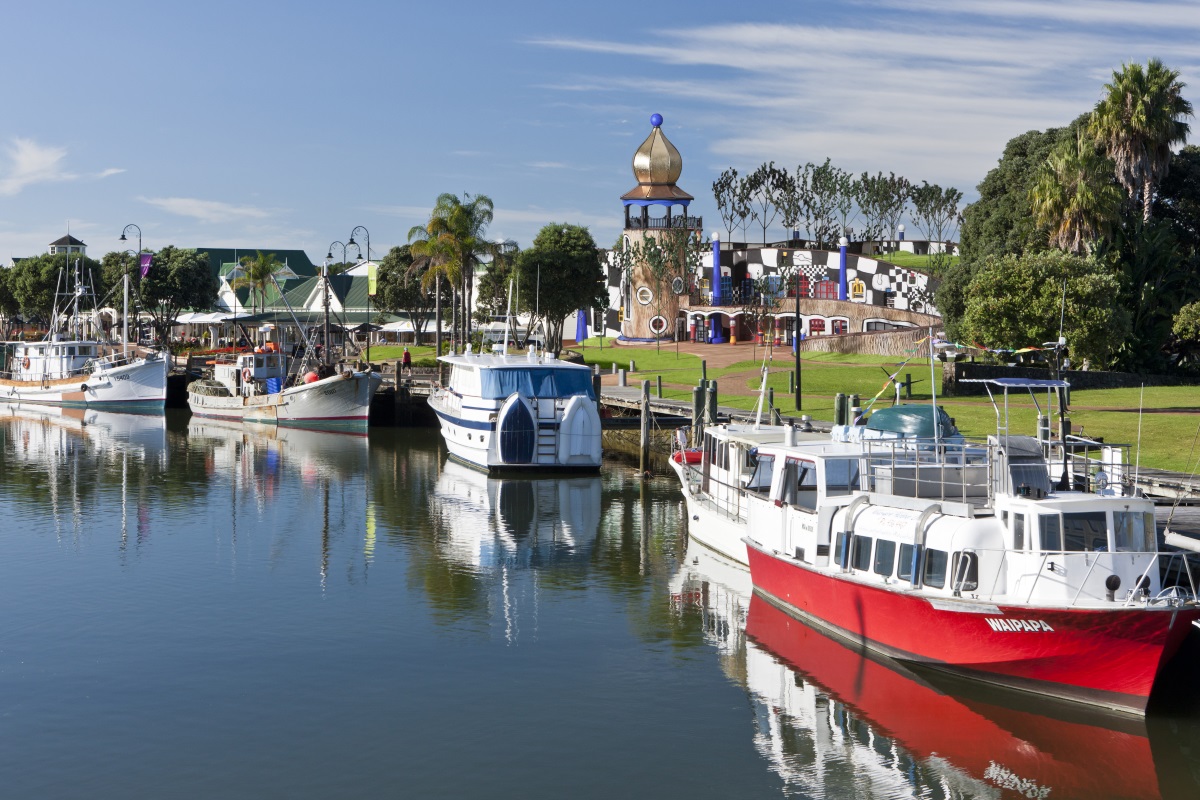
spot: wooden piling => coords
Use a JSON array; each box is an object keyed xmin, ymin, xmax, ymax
[{"xmin": 640, "ymin": 379, "xmax": 651, "ymax": 474}]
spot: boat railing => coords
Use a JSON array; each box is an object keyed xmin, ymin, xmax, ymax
[
  {"xmin": 961, "ymin": 547, "xmax": 1198, "ymax": 608},
  {"xmin": 672, "ymin": 438, "xmax": 746, "ymax": 521},
  {"xmin": 861, "ymin": 438, "xmax": 993, "ymax": 506}
]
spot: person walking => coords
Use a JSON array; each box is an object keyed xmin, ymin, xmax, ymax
[{"xmin": 402, "ymin": 346, "xmax": 412, "ymax": 374}]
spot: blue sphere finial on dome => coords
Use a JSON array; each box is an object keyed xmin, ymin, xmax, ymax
[{"xmin": 650, "ymin": 113, "xmax": 663, "ymax": 128}]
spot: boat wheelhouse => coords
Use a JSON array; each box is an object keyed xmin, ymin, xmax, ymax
[{"xmin": 428, "ymin": 348, "xmax": 601, "ymax": 472}]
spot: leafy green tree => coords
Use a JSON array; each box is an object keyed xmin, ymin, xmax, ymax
[
  {"xmin": 960, "ymin": 121, "xmax": 1086, "ymax": 264},
  {"xmin": 1031, "ymin": 132, "xmax": 1123, "ymax": 254},
  {"xmin": 958, "ymin": 251, "xmax": 1129, "ymax": 368},
  {"xmin": 8, "ymin": 252, "xmax": 103, "ymax": 323},
  {"xmin": 138, "ymin": 246, "xmax": 219, "ymax": 346},
  {"xmin": 1098, "ymin": 220, "xmax": 1190, "ymax": 372},
  {"xmin": 798, "ymin": 159, "xmax": 841, "ymax": 248},
  {"xmin": 1091, "ymin": 58, "xmax": 1194, "ymax": 222},
  {"xmin": 474, "ymin": 240, "xmax": 520, "ymax": 323},
  {"xmin": 376, "ymin": 245, "xmax": 450, "ymax": 345},
  {"xmin": 1154, "ymin": 145, "xmax": 1200, "ymax": 253},
  {"xmin": 513, "ymin": 224, "xmax": 605, "ymax": 354},
  {"xmin": 231, "ymin": 250, "xmax": 284, "ymax": 316},
  {"xmin": 0, "ymin": 262, "xmax": 18, "ymax": 319},
  {"xmin": 712, "ymin": 167, "xmax": 750, "ymax": 242},
  {"xmin": 744, "ymin": 162, "xmax": 788, "ymax": 244},
  {"xmin": 1169, "ymin": 300, "xmax": 1200, "ymax": 372},
  {"xmin": 909, "ymin": 181, "xmax": 964, "ymax": 274}
]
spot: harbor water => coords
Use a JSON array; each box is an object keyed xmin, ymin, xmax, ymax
[{"xmin": 2, "ymin": 405, "xmax": 1200, "ymax": 799}]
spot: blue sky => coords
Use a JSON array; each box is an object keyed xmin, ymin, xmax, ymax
[{"xmin": 2, "ymin": 0, "xmax": 1198, "ymax": 263}]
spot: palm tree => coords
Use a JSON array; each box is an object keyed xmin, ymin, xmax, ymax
[
  {"xmin": 410, "ymin": 193, "xmax": 496, "ymax": 350},
  {"xmin": 230, "ymin": 250, "xmax": 284, "ymax": 316},
  {"xmin": 407, "ymin": 222, "xmax": 456, "ymax": 357},
  {"xmin": 1031, "ymin": 132, "xmax": 1123, "ymax": 254},
  {"xmin": 1090, "ymin": 58, "xmax": 1194, "ymax": 222}
]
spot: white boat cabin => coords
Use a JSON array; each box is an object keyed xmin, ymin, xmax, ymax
[
  {"xmin": 740, "ymin": 430, "xmax": 1185, "ymax": 609},
  {"xmin": 210, "ymin": 351, "xmax": 288, "ymax": 396},
  {"xmin": 6, "ymin": 339, "xmax": 104, "ymax": 380}
]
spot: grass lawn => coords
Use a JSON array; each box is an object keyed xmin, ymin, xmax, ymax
[
  {"xmin": 578, "ymin": 345, "xmax": 1200, "ymax": 473},
  {"xmin": 872, "ymin": 250, "xmax": 959, "ymax": 274}
]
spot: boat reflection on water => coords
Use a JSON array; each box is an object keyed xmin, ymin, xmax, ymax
[
  {"xmin": 186, "ymin": 416, "xmax": 368, "ymax": 482},
  {"xmin": 0, "ymin": 401, "xmax": 167, "ymax": 545},
  {"xmin": 433, "ymin": 459, "xmax": 602, "ymax": 571},
  {"xmin": 673, "ymin": 540, "xmax": 1190, "ymax": 799},
  {"xmin": 0, "ymin": 400, "xmax": 166, "ymax": 463},
  {"xmin": 430, "ymin": 460, "xmax": 602, "ymax": 639}
]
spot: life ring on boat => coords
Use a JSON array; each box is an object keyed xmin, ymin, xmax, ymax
[
  {"xmin": 22, "ymin": 357, "xmax": 30, "ymax": 369},
  {"xmin": 242, "ymin": 367, "xmax": 252, "ymax": 383}
]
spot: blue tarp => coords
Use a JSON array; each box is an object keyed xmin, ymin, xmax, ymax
[{"xmin": 479, "ymin": 367, "xmax": 595, "ymax": 400}]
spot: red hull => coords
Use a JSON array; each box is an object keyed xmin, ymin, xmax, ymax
[
  {"xmin": 745, "ymin": 541, "xmax": 1200, "ymax": 714},
  {"xmin": 746, "ymin": 595, "xmax": 1161, "ymax": 799}
]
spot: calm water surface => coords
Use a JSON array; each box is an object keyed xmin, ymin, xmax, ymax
[{"xmin": 2, "ymin": 404, "xmax": 1199, "ymax": 799}]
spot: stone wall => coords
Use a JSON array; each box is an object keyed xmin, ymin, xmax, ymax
[
  {"xmin": 798, "ymin": 324, "xmax": 942, "ymax": 358},
  {"xmin": 942, "ymin": 362, "xmax": 1200, "ymax": 395}
]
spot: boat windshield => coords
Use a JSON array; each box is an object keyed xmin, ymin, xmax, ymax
[{"xmin": 479, "ymin": 367, "xmax": 594, "ymax": 400}]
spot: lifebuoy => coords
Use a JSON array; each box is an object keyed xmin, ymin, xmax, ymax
[
  {"xmin": 22, "ymin": 357, "xmax": 30, "ymax": 369},
  {"xmin": 242, "ymin": 367, "xmax": 252, "ymax": 383}
]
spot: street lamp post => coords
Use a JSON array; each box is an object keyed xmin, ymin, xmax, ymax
[
  {"xmin": 349, "ymin": 226, "xmax": 373, "ymax": 364},
  {"xmin": 326, "ymin": 241, "xmax": 351, "ymax": 364},
  {"xmin": 118, "ymin": 224, "xmax": 142, "ymax": 356}
]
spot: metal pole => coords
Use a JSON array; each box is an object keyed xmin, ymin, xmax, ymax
[{"xmin": 795, "ymin": 266, "xmax": 802, "ymax": 410}]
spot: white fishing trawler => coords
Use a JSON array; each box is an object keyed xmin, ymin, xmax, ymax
[
  {"xmin": 187, "ymin": 265, "xmax": 382, "ymax": 431},
  {"xmin": 1, "ymin": 260, "xmax": 167, "ymax": 408},
  {"xmin": 187, "ymin": 344, "xmax": 381, "ymax": 430},
  {"xmin": 428, "ymin": 346, "xmax": 601, "ymax": 472}
]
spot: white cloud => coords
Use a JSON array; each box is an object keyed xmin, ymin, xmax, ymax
[
  {"xmin": 532, "ymin": 5, "xmax": 1200, "ymax": 201},
  {"xmin": 139, "ymin": 196, "xmax": 274, "ymax": 224},
  {"xmin": 0, "ymin": 138, "xmax": 76, "ymax": 196},
  {"xmin": 96, "ymin": 168, "xmax": 126, "ymax": 179}
]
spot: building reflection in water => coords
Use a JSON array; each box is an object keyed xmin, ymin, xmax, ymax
[{"xmin": 671, "ymin": 539, "xmax": 1185, "ymax": 799}]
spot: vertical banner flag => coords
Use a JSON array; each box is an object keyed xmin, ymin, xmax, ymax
[
  {"xmin": 139, "ymin": 253, "xmax": 153, "ymax": 278},
  {"xmin": 367, "ymin": 263, "xmax": 378, "ymax": 297}
]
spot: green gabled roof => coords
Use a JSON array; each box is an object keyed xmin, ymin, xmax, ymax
[
  {"xmin": 200, "ymin": 248, "xmax": 320, "ymax": 281},
  {"xmin": 328, "ymin": 273, "xmax": 371, "ymax": 310}
]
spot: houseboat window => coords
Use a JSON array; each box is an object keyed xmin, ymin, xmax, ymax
[
  {"xmin": 923, "ymin": 548, "xmax": 948, "ymax": 589},
  {"xmin": 479, "ymin": 367, "xmax": 595, "ymax": 400},
  {"xmin": 851, "ymin": 535, "xmax": 873, "ymax": 571},
  {"xmin": 1062, "ymin": 511, "xmax": 1107, "ymax": 552},
  {"xmin": 1039, "ymin": 514, "xmax": 1062, "ymax": 551},
  {"xmin": 1013, "ymin": 513, "xmax": 1025, "ymax": 550},
  {"xmin": 873, "ymin": 539, "xmax": 896, "ymax": 576},
  {"xmin": 67, "ymin": 346, "xmax": 76, "ymax": 356},
  {"xmin": 720, "ymin": 441, "xmax": 729, "ymax": 471},
  {"xmin": 780, "ymin": 459, "xmax": 818, "ymax": 510},
  {"xmin": 745, "ymin": 455, "xmax": 774, "ymax": 494},
  {"xmin": 823, "ymin": 459, "xmax": 862, "ymax": 497},
  {"xmin": 898, "ymin": 544, "xmax": 918, "ymax": 581},
  {"xmin": 951, "ymin": 551, "xmax": 979, "ymax": 592},
  {"xmin": 1112, "ymin": 511, "xmax": 1154, "ymax": 552},
  {"xmin": 834, "ymin": 532, "xmax": 848, "ymax": 567}
]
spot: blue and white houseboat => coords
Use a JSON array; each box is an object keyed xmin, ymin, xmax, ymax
[{"xmin": 428, "ymin": 348, "xmax": 602, "ymax": 472}]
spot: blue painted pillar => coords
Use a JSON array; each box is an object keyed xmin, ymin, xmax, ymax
[
  {"xmin": 710, "ymin": 232, "xmax": 725, "ymax": 343},
  {"xmin": 838, "ymin": 236, "xmax": 848, "ymax": 301}
]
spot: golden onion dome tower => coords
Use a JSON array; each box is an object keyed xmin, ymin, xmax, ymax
[{"xmin": 617, "ymin": 114, "xmax": 702, "ymax": 342}]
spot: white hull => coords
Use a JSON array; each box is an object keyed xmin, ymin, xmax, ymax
[
  {"xmin": 0, "ymin": 353, "xmax": 168, "ymax": 408},
  {"xmin": 429, "ymin": 350, "xmax": 601, "ymax": 473},
  {"xmin": 188, "ymin": 371, "xmax": 381, "ymax": 430}
]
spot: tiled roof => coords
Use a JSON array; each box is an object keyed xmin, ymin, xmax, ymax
[{"xmin": 49, "ymin": 234, "xmax": 86, "ymax": 246}]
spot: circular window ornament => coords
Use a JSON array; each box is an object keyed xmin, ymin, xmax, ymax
[
  {"xmin": 636, "ymin": 286, "xmax": 654, "ymax": 306},
  {"xmin": 671, "ymin": 276, "xmax": 686, "ymax": 295},
  {"xmin": 649, "ymin": 315, "xmax": 668, "ymax": 334}
]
